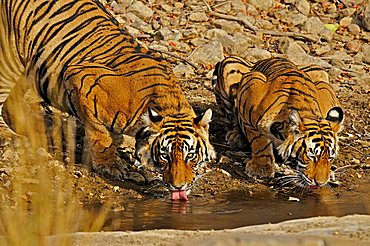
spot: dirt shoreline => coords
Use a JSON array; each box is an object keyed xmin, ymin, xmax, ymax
[{"xmin": 55, "ymin": 215, "xmax": 370, "ymax": 245}]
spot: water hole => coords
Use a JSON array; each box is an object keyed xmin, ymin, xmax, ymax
[{"xmin": 101, "ymin": 179, "xmax": 370, "ymax": 231}]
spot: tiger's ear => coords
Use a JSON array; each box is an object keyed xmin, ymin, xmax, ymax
[
  {"xmin": 289, "ymin": 110, "xmax": 306, "ymax": 133},
  {"xmin": 194, "ymin": 109, "xmax": 212, "ymax": 126},
  {"xmin": 326, "ymin": 107, "xmax": 344, "ymax": 132},
  {"xmin": 147, "ymin": 107, "xmax": 163, "ymax": 123}
]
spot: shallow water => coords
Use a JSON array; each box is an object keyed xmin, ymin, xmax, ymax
[{"xmin": 102, "ymin": 180, "xmax": 370, "ymax": 231}]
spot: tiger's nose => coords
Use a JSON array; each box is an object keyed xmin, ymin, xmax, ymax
[{"xmin": 170, "ymin": 183, "xmax": 187, "ymax": 190}]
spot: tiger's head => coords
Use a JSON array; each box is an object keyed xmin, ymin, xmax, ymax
[
  {"xmin": 135, "ymin": 108, "xmax": 216, "ymax": 200},
  {"xmin": 277, "ymin": 107, "xmax": 344, "ymax": 189}
]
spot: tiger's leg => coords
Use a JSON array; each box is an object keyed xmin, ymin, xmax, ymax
[
  {"xmin": 0, "ymin": 81, "xmax": 32, "ymax": 149},
  {"xmin": 84, "ymin": 123, "xmax": 128, "ymax": 180},
  {"xmin": 245, "ymin": 129, "xmax": 276, "ymax": 178},
  {"xmin": 65, "ymin": 69, "xmax": 128, "ymax": 180}
]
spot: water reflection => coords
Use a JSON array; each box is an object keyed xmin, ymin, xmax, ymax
[{"xmin": 101, "ymin": 180, "xmax": 370, "ymax": 231}]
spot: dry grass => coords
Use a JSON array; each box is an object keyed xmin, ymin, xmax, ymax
[{"xmin": 0, "ymin": 91, "xmax": 109, "ymax": 245}]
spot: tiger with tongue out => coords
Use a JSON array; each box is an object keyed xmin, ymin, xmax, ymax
[{"xmin": 136, "ymin": 108, "xmax": 216, "ymax": 201}]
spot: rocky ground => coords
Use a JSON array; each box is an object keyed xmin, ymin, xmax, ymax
[{"xmin": 0, "ymin": 0, "xmax": 370, "ymax": 241}]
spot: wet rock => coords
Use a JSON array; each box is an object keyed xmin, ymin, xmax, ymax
[
  {"xmin": 127, "ymin": 1, "xmax": 153, "ymax": 20},
  {"xmin": 188, "ymin": 41, "xmax": 224, "ymax": 66},
  {"xmin": 212, "ymin": 19, "xmax": 243, "ymax": 34},
  {"xmin": 189, "ymin": 12, "xmax": 209, "ymax": 22},
  {"xmin": 295, "ymin": 0, "xmax": 310, "ymax": 16}
]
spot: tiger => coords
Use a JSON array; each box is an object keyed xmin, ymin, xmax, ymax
[
  {"xmin": 213, "ymin": 56, "xmax": 344, "ymax": 189},
  {"xmin": 0, "ymin": 0, "xmax": 215, "ymax": 200}
]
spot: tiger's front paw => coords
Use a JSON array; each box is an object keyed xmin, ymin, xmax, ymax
[
  {"xmin": 92, "ymin": 158, "xmax": 128, "ymax": 181},
  {"xmin": 245, "ymin": 157, "xmax": 276, "ymax": 178}
]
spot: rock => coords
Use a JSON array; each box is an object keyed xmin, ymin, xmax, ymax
[
  {"xmin": 295, "ymin": 0, "xmax": 310, "ymax": 16},
  {"xmin": 111, "ymin": 3, "xmax": 126, "ymax": 14},
  {"xmin": 189, "ymin": 41, "xmax": 224, "ymax": 66},
  {"xmin": 147, "ymin": 43, "xmax": 168, "ymax": 52},
  {"xmin": 213, "ymin": 2, "xmax": 231, "ymax": 14},
  {"xmin": 327, "ymin": 50, "xmax": 354, "ymax": 62},
  {"xmin": 173, "ymin": 63, "xmax": 195, "ymax": 78},
  {"xmin": 231, "ymin": 0, "xmax": 247, "ymax": 14},
  {"xmin": 328, "ymin": 67, "xmax": 342, "ymax": 78},
  {"xmin": 276, "ymin": 37, "xmax": 292, "ymax": 53},
  {"xmin": 204, "ymin": 28, "xmax": 229, "ymax": 40},
  {"xmin": 285, "ymin": 41, "xmax": 330, "ymax": 67},
  {"xmin": 127, "ymin": 1, "xmax": 153, "ymax": 20},
  {"xmin": 302, "ymin": 17, "xmax": 324, "ymax": 34},
  {"xmin": 340, "ymin": 7, "xmax": 356, "ymax": 17},
  {"xmin": 362, "ymin": 44, "xmax": 370, "ymax": 64},
  {"xmin": 245, "ymin": 48, "xmax": 271, "ymax": 61},
  {"xmin": 161, "ymin": 40, "xmax": 191, "ymax": 53},
  {"xmin": 347, "ymin": 23, "xmax": 361, "ymax": 34},
  {"xmin": 345, "ymin": 40, "xmax": 362, "ymax": 53},
  {"xmin": 190, "ymin": 38, "xmax": 207, "ymax": 47},
  {"xmin": 340, "ymin": 17, "xmax": 353, "ymax": 27},
  {"xmin": 362, "ymin": 5, "xmax": 370, "ymax": 31},
  {"xmin": 212, "ymin": 19, "xmax": 243, "ymax": 34},
  {"xmin": 215, "ymin": 35, "xmax": 253, "ymax": 56},
  {"xmin": 189, "ymin": 12, "xmax": 209, "ymax": 22},
  {"xmin": 125, "ymin": 12, "xmax": 152, "ymax": 33},
  {"xmin": 125, "ymin": 26, "xmax": 141, "ymax": 37},
  {"xmin": 245, "ymin": 4, "xmax": 259, "ymax": 16},
  {"xmin": 248, "ymin": 0, "xmax": 274, "ymax": 11},
  {"xmin": 279, "ymin": 10, "xmax": 308, "ymax": 26},
  {"xmin": 314, "ymin": 45, "xmax": 331, "ymax": 56},
  {"xmin": 160, "ymin": 3, "xmax": 173, "ymax": 12},
  {"xmin": 155, "ymin": 27, "xmax": 173, "ymax": 40}
]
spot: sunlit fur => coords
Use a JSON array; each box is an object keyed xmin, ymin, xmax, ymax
[
  {"xmin": 0, "ymin": 0, "xmax": 215, "ymax": 189},
  {"xmin": 213, "ymin": 56, "xmax": 344, "ymax": 189}
]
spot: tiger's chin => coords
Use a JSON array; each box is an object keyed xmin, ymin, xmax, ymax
[{"xmin": 274, "ymin": 170, "xmax": 331, "ymax": 192}]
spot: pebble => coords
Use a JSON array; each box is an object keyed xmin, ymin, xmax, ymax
[{"xmin": 348, "ymin": 23, "xmax": 361, "ymax": 34}]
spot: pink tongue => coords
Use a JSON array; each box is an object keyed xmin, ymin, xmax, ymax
[{"xmin": 171, "ymin": 190, "xmax": 188, "ymax": 201}]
